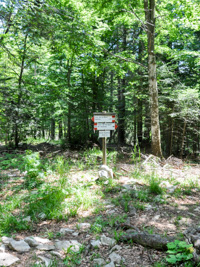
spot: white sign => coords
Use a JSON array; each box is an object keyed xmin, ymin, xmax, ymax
[
  {"xmin": 99, "ymin": 131, "xmax": 110, "ymax": 138},
  {"xmin": 94, "ymin": 116, "xmax": 115, "ymax": 123},
  {"xmin": 94, "ymin": 122, "xmax": 115, "ymax": 130}
]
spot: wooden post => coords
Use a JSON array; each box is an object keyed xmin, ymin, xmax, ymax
[{"xmin": 102, "ymin": 137, "xmax": 107, "ymax": 165}]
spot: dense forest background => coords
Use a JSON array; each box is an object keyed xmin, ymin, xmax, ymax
[{"xmin": 0, "ymin": 0, "xmax": 200, "ymax": 158}]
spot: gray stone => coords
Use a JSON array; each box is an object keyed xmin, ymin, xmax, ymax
[
  {"xmin": 2, "ymin": 237, "xmax": 14, "ymax": 245},
  {"xmin": 152, "ymin": 215, "xmax": 160, "ymax": 221},
  {"xmin": 109, "ymin": 252, "xmax": 122, "ymax": 264},
  {"xmin": 60, "ymin": 228, "xmax": 74, "ymax": 234},
  {"xmin": 55, "ymin": 240, "xmax": 82, "ymax": 252},
  {"xmin": 91, "ymin": 239, "xmax": 101, "ymax": 248},
  {"xmin": 37, "ymin": 244, "xmax": 55, "ymax": 251},
  {"xmin": 77, "ymin": 223, "xmax": 91, "ymax": 230},
  {"xmin": 128, "ymin": 206, "xmax": 137, "ymax": 216},
  {"xmin": 0, "ymin": 253, "xmax": 20, "ymax": 266},
  {"xmin": 50, "ymin": 251, "xmax": 63, "ymax": 259},
  {"xmin": 38, "ymin": 212, "xmax": 46, "ymax": 219},
  {"xmin": 104, "ymin": 262, "xmax": 115, "ymax": 267},
  {"xmin": 93, "ymin": 258, "xmax": 106, "ymax": 266},
  {"xmin": 38, "ymin": 255, "xmax": 52, "ymax": 267},
  {"xmin": 145, "ymin": 204, "xmax": 153, "ymax": 211},
  {"xmin": 33, "ymin": 237, "xmax": 51, "ymax": 244},
  {"xmin": 99, "ymin": 170, "xmax": 109, "ymax": 179},
  {"xmin": 72, "ymin": 232, "xmax": 79, "ymax": 237},
  {"xmin": 110, "ymin": 245, "xmax": 122, "ymax": 253},
  {"xmin": 0, "ymin": 244, "xmax": 6, "ymax": 252},
  {"xmin": 101, "ymin": 234, "xmax": 116, "ymax": 247},
  {"xmin": 23, "ymin": 216, "xmax": 31, "ymax": 222},
  {"xmin": 9, "ymin": 240, "xmax": 30, "ymax": 252},
  {"xmin": 24, "ymin": 237, "xmax": 39, "ymax": 247},
  {"xmin": 194, "ymin": 239, "xmax": 200, "ymax": 249},
  {"xmin": 99, "ymin": 165, "xmax": 113, "ymax": 179}
]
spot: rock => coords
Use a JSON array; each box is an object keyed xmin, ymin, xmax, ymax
[
  {"xmin": 38, "ymin": 255, "xmax": 52, "ymax": 267},
  {"xmin": 93, "ymin": 258, "xmax": 106, "ymax": 266},
  {"xmin": 128, "ymin": 206, "xmax": 137, "ymax": 216},
  {"xmin": 38, "ymin": 212, "xmax": 46, "ymax": 219},
  {"xmin": 122, "ymin": 184, "xmax": 132, "ymax": 191},
  {"xmin": 104, "ymin": 262, "xmax": 115, "ymax": 267},
  {"xmin": 37, "ymin": 244, "xmax": 55, "ymax": 251},
  {"xmin": 194, "ymin": 239, "xmax": 200, "ymax": 250},
  {"xmin": 0, "ymin": 244, "xmax": 6, "ymax": 252},
  {"xmin": 152, "ymin": 215, "xmax": 160, "ymax": 221},
  {"xmin": 0, "ymin": 253, "xmax": 20, "ymax": 266},
  {"xmin": 91, "ymin": 239, "xmax": 101, "ymax": 248},
  {"xmin": 77, "ymin": 223, "xmax": 91, "ymax": 230},
  {"xmin": 24, "ymin": 237, "xmax": 39, "ymax": 247},
  {"xmin": 9, "ymin": 240, "xmax": 30, "ymax": 252},
  {"xmin": 55, "ymin": 240, "xmax": 82, "ymax": 252},
  {"xmin": 110, "ymin": 245, "xmax": 122, "ymax": 253},
  {"xmin": 194, "ymin": 207, "xmax": 200, "ymax": 212},
  {"xmin": 60, "ymin": 228, "xmax": 74, "ymax": 234},
  {"xmin": 72, "ymin": 232, "xmax": 79, "ymax": 237},
  {"xmin": 101, "ymin": 235, "xmax": 116, "ymax": 247},
  {"xmin": 168, "ymin": 186, "xmax": 177, "ymax": 194},
  {"xmin": 23, "ymin": 216, "xmax": 31, "ymax": 222},
  {"xmin": 109, "ymin": 252, "xmax": 122, "ymax": 264},
  {"xmin": 99, "ymin": 165, "xmax": 113, "ymax": 179},
  {"xmin": 33, "ymin": 237, "xmax": 51, "ymax": 244},
  {"xmin": 2, "ymin": 237, "xmax": 14, "ymax": 245},
  {"xmin": 145, "ymin": 204, "xmax": 153, "ymax": 211},
  {"xmin": 50, "ymin": 251, "xmax": 63, "ymax": 259}
]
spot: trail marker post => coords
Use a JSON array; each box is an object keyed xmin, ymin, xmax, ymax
[{"xmin": 91, "ymin": 112, "xmax": 117, "ymax": 166}]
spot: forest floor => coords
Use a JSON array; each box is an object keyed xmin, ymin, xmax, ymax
[{"xmin": 0, "ymin": 142, "xmax": 200, "ymax": 267}]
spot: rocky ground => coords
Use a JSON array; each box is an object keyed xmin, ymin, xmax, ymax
[{"xmin": 0, "ymin": 145, "xmax": 200, "ymax": 266}]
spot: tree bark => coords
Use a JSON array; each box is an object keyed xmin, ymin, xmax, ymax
[
  {"xmin": 120, "ymin": 231, "xmax": 175, "ymax": 250},
  {"xmin": 144, "ymin": 0, "xmax": 162, "ymax": 157},
  {"xmin": 180, "ymin": 119, "xmax": 187, "ymax": 158},
  {"xmin": 14, "ymin": 33, "xmax": 28, "ymax": 148},
  {"xmin": 118, "ymin": 27, "xmax": 126, "ymax": 145}
]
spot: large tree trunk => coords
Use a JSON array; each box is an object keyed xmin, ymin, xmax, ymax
[{"xmin": 144, "ymin": 0, "xmax": 162, "ymax": 157}]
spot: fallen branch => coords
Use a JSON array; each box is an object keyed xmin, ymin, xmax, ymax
[{"xmin": 120, "ymin": 231, "xmax": 175, "ymax": 250}]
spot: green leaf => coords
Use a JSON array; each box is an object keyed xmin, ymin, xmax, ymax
[{"xmin": 166, "ymin": 255, "xmax": 178, "ymax": 264}]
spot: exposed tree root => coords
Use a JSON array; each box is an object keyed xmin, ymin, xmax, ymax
[{"xmin": 120, "ymin": 231, "xmax": 175, "ymax": 250}]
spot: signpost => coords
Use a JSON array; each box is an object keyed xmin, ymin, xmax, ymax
[{"xmin": 91, "ymin": 112, "xmax": 117, "ymax": 165}]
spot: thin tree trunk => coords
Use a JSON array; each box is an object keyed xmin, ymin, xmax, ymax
[
  {"xmin": 180, "ymin": 120, "xmax": 187, "ymax": 158},
  {"xmin": 59, "ymin": 120, "xmax": 63, "ymax": 139},
  {"xmin": 14, "ymin": 33, "xmax": 28, "ymax": 148},
  {"xmin": 118, "ymin": 27, "xmax": 126, "ymax": 145},
  {"xmin": 51, "ymin": 119, "xmax": 55, "ymax": 140}
]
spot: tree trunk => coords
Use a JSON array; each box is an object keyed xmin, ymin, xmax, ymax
[
  {"xmin": 180, "ymin": 120, "xmax": 187, "ymax": 158},
  {"xmin": 51, "ymin": 119, "xmax": 55, "ymax": 140},
  {"xmin": 120, "ymin": 231, "xmax": 175, "ymax": 250},
  {"xmin": 118, "ymin": 27, "xmax": 126, "ymax": 145},
  {"xmin": 137, "ymin": 98, "xmax": 143, "ymax": 146},
  {"xmin": 14, "ymin": 33, "xmax": 28, "ymax": 148},
  {"xmin": 144, "ymin": 0, "xmax": 162, "ymax": 157},
  {"xmin": 59, "ymin": 120, "xmax": 63, "ymax": 139}
]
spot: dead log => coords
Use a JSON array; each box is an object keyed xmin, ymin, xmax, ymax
[{"xmin": 120, "ymin": 231, "xmax": 175, "ymax": 250}]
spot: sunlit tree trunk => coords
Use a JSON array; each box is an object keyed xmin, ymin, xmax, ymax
[{"xmin": 144, "ymin": 0, "xmax": 162, "ymax": 157}]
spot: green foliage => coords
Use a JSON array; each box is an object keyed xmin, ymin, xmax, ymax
[
  {"xmin": 166, "ymin": 240, "xmax": 194, "ymax": 265},
  {"xmin": 149, "ymin": 177, "xmax": 163, "ymax": 195},
  {"xmin": 63, "ymin": 245, "xmax": 85, "ymax": 266}
]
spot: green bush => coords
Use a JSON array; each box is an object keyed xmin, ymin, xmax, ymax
[{"xmin": 166, "ymin": 240, "xmax": 194, "ymax": 265}]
